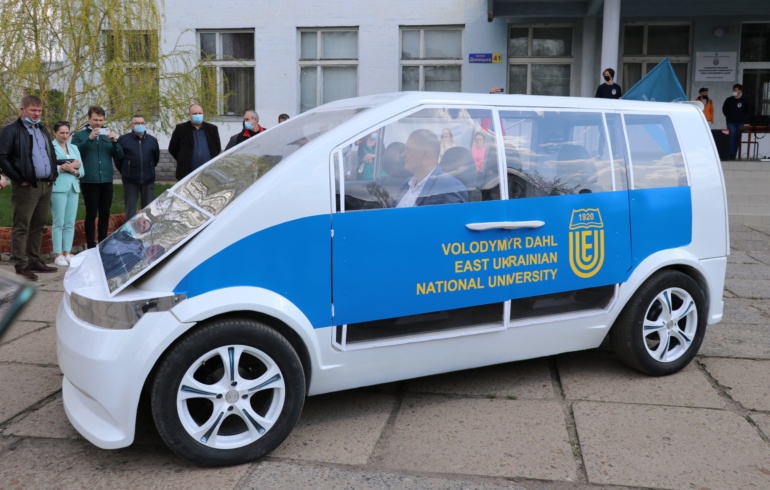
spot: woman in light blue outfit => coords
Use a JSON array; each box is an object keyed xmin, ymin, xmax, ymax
[{"xmin": 51, "ymin": 122, "xmax": 85, "ymax": 266}]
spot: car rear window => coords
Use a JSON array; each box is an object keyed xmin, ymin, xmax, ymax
[{"xmin": 624, "ymin": 114, "xmax": 687, "ymax": 189}]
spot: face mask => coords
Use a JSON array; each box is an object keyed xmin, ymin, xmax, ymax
[
  {"xmin": 244, "ymin": 121, "xmax": 253, "ymax": 130},
  {"xmin": 733, "ymin": 91, "xmax": 739, "ymax": 97},
  {"xmin": 24, "ymin": 116, "xmax": 40, "ymax": 125},
  {"xmin": 133, "ymin": 125, "xmax": 146, "ymax": 134},
  {"xmin": 191, "ymin": 114, "xmax": 204, "ymax": 124},
  {"xmin": 701, "ymin": 95, "xmax": 708, "ymax": 101},
  {"xmin": 370, "ymin": 133, "xmax": 378, "ymax": 140},
  {"xmin": 603, "ymin": 75, "xmax": 611, "ymax": 82}
]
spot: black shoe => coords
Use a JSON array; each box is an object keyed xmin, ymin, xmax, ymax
[
  {"xmin": 26, "ymin": 261, "xmax": 57, "ymax": 273},
  {"xmin": 16, "ymin": 268, "xmax": 38, "ymax": 281}
]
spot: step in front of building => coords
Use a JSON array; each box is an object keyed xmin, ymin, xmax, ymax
[{"xmin": 722, "ymin": 160, "xmax": 770, "ymax": 225}]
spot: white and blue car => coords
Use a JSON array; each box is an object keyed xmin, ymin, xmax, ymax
[{"xmin": 57, "ymin": 92, "xmax": 728, "ymax": 466}]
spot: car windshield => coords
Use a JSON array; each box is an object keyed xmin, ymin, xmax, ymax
[{"xmin": 99, "ymin": 106, "xmax": 369, "ymax": 295}]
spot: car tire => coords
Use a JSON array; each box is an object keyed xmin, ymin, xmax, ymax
[
  {"xmin": 611, "ymin": 270, "xmax": 706, "ymax": 376},
  {"xmin": 151, "ymin": 318, "xmax": 305, "ymax": 467}
]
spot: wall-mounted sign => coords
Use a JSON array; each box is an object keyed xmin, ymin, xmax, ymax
[
  {"xmin": 469, "ymin": 53, "xmax": 503, "ymax": 64},
  {"xmin": 695, "ymin": 52, "xmax": 737, "ymax": 82}
]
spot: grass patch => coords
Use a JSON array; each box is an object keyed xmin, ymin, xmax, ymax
[{"xmin": 0, "ymin": 183, "xmax": 173, "ymax": 227}]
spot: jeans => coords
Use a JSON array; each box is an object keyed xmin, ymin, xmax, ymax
[
  {"xmin": 10, "ymin": 182, "xmax": 52, "ymax": 267},
  {"xmin": 51, "ymin": 189, "xmax": 80, "ymax": 254},
  {"xmin": 727, "ymin": 122, "xmax": 744, "ymax": 159},
  {"xmin": 81, "ymin": 182, "xmax": 113, "ymax": 248},
  {"xmin": 123, "ymin": 181, "xmax": 154, "ymax": 219}
]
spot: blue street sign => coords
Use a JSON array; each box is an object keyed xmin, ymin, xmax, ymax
[{"xmin": 469, "ymin": 53, "xmax": 493, "ymax": 63}]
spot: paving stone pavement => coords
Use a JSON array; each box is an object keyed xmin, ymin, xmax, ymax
[{"xmin": 1, "ymin": 223, "xmax": 769, "ymax": 489}]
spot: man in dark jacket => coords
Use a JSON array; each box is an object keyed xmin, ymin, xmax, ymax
[
  {"xmin": 395, "ymin": 129, "xmax": 468, "ymax": 207},
  {"xmin": 168, "ymin": 104, "xmax": 221, "ymax": 180},
  {"xmin": 0, "ymin": 95, "xmax": 59, "ymax": 280},
  {"xmin": 116, "ymin": 115, "xmax": 160, "ymax": 219},
  {"xmin": 71, "ymin": 105, "xmax": 124, "ymax": 248},
  {"xmin": 722, "ymin": 83, "xmax": 752, "ymax": 159},
  {"xmin": 225, "ymin": 110, "xmax": 266, "ymax": 151}
]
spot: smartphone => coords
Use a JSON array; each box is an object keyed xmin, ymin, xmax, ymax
[
  {"xmin": 99, "ymin": 128, "xmax": 110, "ymax": 135},
  {"xmin": 0, "ymin": 270, "xmax": 36, "ymax": 341}
]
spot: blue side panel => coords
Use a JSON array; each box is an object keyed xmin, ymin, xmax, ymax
[
  {"xmin": 332, "ymin": 191, "xmax": 633, "ymax": 325},
  {"xmin": 174, "ymin": 215, "xmax": 332, "ymax": 327},
  {"xmin": 629, "ymin": 186, "xmax": 692, "ymax": 266}
]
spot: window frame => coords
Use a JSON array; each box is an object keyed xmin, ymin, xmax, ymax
[
  {"xmin": 103, "ymin": 29, "xmax": 161, "ymax": 117},
  {"xmin": 400, "ymin": 26, "xmax": 464, "ymax": 92},
  {"xmin": 298, "ymin": 28, "xmax": 359, "ymax": 113},
  {"xmin": 505, "ymin": 24, "xmax": 574, "ymax": 96},
  {"xmin": 621, "ymin": 22, "xmax": 692, "ymax": 98},
  {"xmin": 197, "ymin": 29, "xmax": 256, "ymax": 118}
]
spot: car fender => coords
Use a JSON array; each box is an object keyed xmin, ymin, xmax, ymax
[{"xmin": 170, "ymin": 286, "xmax": 323, "ymax": 370}]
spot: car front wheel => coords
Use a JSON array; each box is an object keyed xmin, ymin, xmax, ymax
[
  {"xmin": 611, "ymin": 270, "xmax": 706, "ymax": 376},
  {"xmin": 151, "ymin": 318, "xmax": 305, "ymax": 466}
]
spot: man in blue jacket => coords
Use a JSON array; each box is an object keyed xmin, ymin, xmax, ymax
[
  {"xmin": 116, "ymin": 115, "xmax": 160, "ymax": 219},
  {"xmin": 395, "ymin": 129, "xmax": 468, "ymax": 207}
]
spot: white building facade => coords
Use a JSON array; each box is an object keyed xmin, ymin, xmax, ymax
[{"xmin": 159, "ymin": 0, "xmax": 770, "ymax": 156}]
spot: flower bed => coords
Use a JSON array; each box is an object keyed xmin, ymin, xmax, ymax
[{"xmin": 0, "ymin": 214, "xmax": 127, "ymax": 257}]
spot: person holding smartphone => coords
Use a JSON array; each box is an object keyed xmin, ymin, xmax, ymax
[
  {"xmin": 51, "ymin": 121, "xmax": 85, "ymax": 266},
  {"xmin": 71, "ymin": 106, "xmax": 123, "ymax": 248}
]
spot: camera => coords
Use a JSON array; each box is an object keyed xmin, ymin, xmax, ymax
[{"xmin": 98, "ymin": 128, "xmax": 110, "ymax": 135}]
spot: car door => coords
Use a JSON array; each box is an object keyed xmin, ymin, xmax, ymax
[{"xmin": 330, "ymin": 106, "xmax": 634, "ymax": 345}]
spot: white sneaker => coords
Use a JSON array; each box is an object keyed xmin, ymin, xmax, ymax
[
  {"xmin": 65, "ymin": 255, "xmax": 72, "ymax": 264},
  {"xmin": 54, "ymin": 255, "xmax": 69, "ymax": 267}
]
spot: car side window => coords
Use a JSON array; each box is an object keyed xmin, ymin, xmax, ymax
[
  {"xmin": 499, "ymin": 110, "xmax": 613, "ymax": 197},
  {"xmin": 623, "ymin": 114, "xmax": 687, "ymax": 189},
  {"xmin": 336, "ymin": 107, "xmax": 501, "ymax": 211}
]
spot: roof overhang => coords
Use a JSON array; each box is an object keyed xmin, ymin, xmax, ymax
[{"xmin": 488, "ymin": 0, "xmax": 770, "ymax": 22}]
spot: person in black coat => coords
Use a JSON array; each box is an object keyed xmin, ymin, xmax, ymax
[
  {"xmin": 0, "ymin": 95, "xmax": 59, "ymax": 279},
  {"xmin": 116, "ymin": 115, "xmax": 160, "ymax": 219},
  {"xmin": 722, "ymin": 83, "xmax": 752, "ymax": 159},
  {"xmin": 168, "ymin": 104, "xmax": 221, "ymax": 180},
  {"xmin": 225, "ymin": 110, "xmax": 266, "ymax": 151},
  {"xmin": 595, "ymin": 68, "xmax": 622, "ymax": 99}
]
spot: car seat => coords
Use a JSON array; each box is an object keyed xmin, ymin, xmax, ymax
[{"xmin": 439, "ymin": 146, "xmax": 481, "ymax": 202}]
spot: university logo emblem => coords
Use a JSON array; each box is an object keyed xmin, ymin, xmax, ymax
[{"xmin": 568, "ymin": 208, "xmax": 605, "ymax": 278}]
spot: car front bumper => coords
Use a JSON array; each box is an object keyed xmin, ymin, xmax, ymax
[{"xmin": 56, "ymin": 296, "xmax": 192, "ymax": 449}]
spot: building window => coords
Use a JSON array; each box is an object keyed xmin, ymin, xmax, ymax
[
  {"xmin": 741, "ymin": 23, "xmax": 770, "ymax": 116},
  {"xmin": 401, "ymin": 27, "xmax": 463, "ymax": 92},
  {"xmin": 104, "ymin": 30, "xmax": 160, "ymax": 116},
  {"xmin": 506, "ymin": 26, "xmax": 573, "ymax": 96},
  {"xmin": 741, "ymin": 23, "xmax": 770, "ymax": 62},
  {"xmin": 299, "ymin": 29, "xmax": 358, "ymax": 113},
  {"xmin": 622, "ymin": 24, "xmax": 691, "ymax": 96},
  {"xmin": 198, "ymin": 30, "xmax": 255, "ymax": 116}
]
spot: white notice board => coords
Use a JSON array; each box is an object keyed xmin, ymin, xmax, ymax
[{"xmin": 695, "ymin": 52, "xmax": 737, "ymax": 82}]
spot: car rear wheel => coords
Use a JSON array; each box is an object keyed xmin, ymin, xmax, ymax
[
  {"xmin": 611, "ymin": 270, "xmax": 706, "ymax": 376},
  {"xmin": 151, "ymin": 318, "xmax": 305, "ymax": 466}
]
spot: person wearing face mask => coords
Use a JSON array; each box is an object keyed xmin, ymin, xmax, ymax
[
  {"xmin": 0, "ymin": 95, "xmax": 59, "ymax": 280},
  {"xmin": 695, "ymin": 87, "xmax": 714, "ymax": 124},
  {"xmin": 116, "ymin": 115, "xmax": 160, "ymax": 220},
  {"xmin": 595, "ymin": 67, "xmax": 622, "ymax": 99},
  {"xmin": 225, "ymin": 110, "xmax": 266, "ymax": 151},
  {"xmin": 722, "ymin": 83, "xmax": 752, "ymax": 160},
  {"xmin": 168, "ymin": 103, "xmax": 221, "ymax": 180}
]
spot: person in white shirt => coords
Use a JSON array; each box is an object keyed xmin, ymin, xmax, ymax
[{"xmin": 395, "ymin": 129, "xmax": 467, "ymax": 207}]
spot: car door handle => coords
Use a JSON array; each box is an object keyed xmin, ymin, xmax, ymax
[{"xmin": 466, "ymin": 221, "xmax": 545, "ymax": 231}]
